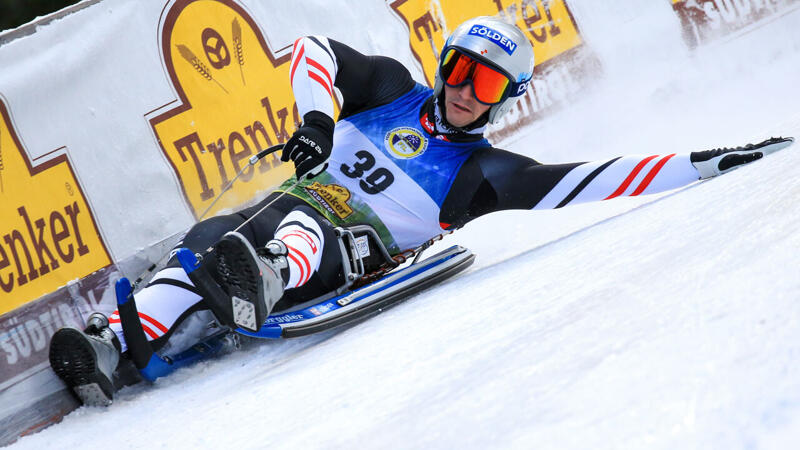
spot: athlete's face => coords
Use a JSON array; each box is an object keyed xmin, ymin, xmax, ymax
[{"xmin": 443, "ymin": 84, "xmax": 491, "ymax": 128}]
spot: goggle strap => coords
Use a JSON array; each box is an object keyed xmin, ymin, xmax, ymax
[{"xmin": 508, "ymin": 78, "xmax": 531, "ymax": 98}]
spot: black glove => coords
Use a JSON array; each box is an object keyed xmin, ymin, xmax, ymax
[
  {"xmin": 690, "ymin": 136, "xmax": 793, "ymax": 179},
  {"xmin": 282, "ymin": 111, "xmax": 334, "ymax": 179}
]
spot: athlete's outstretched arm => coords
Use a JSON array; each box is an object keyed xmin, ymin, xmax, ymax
[
  {"xmin": 526, "ymin": 153, "xmax": 698, "ymax": 210},
  {"xmin": 441, "ymin": 137, "xmax": 792, "ymax": 227},
  {"xmin": 527, "ymin": 137, "xmax": 791, "ymax": 210}
]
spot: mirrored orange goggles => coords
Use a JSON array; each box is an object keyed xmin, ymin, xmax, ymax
[{"xmin": 440, "ymin": 48, "xmax": 512, "ymax": 105}]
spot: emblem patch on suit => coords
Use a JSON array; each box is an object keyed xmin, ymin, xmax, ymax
[{"xmin": 384, "ymin": 127, "xmax": 427, "ymax": 159}]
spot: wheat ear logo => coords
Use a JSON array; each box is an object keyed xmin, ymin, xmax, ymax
[
  {"xmin": 232, "ymin": 18, "xmax": 246, "ymax": 85},
  {"xmin": 176, "ymin": 44, "xmax": 229, "ymax": 94}
]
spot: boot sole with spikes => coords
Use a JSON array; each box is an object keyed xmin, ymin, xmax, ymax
[
  {"xmin": 49, "ymin": 328, "xmax": 115, "ymax": 406},
  {"xmin": 213, "ymin": 232, "xmax": 271, "ymax": 332}
]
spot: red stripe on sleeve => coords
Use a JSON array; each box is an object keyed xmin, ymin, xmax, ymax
[
  {"xmin": 291, "ymin": 37, "xmax": 301, "ymax": 55},
  {"xmin": 605, "ymin": 155, "xmax": 658, "ymax": 200},
  {"xmin": 307, "ymin": 57, "xmax": 334, "ymax": 92},
  {"xmin": 308, "ymin": 72, "xmax": 333, "ymax": 98},
  {"xmin": 631, "ymin": 154, "xmax": 676, "ymax": 196},
  {"xmin": 289, "ymin": 43, "xmax": 305, "ymax": 86}
]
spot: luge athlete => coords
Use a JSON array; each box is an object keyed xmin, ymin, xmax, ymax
[{"xmin": 49, "ymin": 16, "xmax": 792, "ymax": 406}]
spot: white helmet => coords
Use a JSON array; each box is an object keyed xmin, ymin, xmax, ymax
[{"xmin": 433, "ymin": 16, "xmax": 535, "ymax": 124}]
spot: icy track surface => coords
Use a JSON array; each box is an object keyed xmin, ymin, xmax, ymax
[{"xmin": 12, "ymin": 6, "xmax": 800, "ymax": 450}]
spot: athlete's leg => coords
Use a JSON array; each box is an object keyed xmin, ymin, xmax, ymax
[
  {"xmin": 107, "ymin": 195, "xmax": 344, "ymax": 354},
  {"xmin": 213, "ymin": 202, "xmax": 345, "ymax": 318},
  {"xmin": 50, "ymin": 195, "xmax": 345, "ymax": 404},
  {"xmin": 271, "ymin": 204, "xmax": 344, "ymax": 294},
  {"xmin": 49, "ymin": 213, "xmax": 253, "ymax": 405},
  {"xmin": 107, "ymin": 214, "xmax": 251, "ymax": 355}
]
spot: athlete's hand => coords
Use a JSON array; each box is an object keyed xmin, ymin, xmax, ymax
[
  {"xmin": 690, "ymin": 136, "xmax": 794, "ymax": 179},
  {"xmin": 282, "ymin": 111, "xmax": 335, "ymax": 179}
]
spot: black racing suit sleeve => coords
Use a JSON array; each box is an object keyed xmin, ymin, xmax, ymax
[
  {"xmin": 440, "ymin": 147, "xmax": 583, "ymax": 228},
  {"xmin": 328, "ymin": 39, "xmax": 417, "ymax": 120}
]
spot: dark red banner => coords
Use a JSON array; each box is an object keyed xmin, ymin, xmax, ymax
[{"xmin": 672, "ymin": 0, "xmax": 800, "ymax": 48}]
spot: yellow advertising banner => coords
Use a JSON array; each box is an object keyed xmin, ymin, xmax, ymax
[
  {"xmin": 0, "ymin": 99, "xmax": 112, "ymax": 315},
  {"xmin": 390, "ymin": 0, "xmax": 583, "ymax": 87},
  {"xmin": 150, "ymin": 0, "xmax": 338, "ymax": 219}
]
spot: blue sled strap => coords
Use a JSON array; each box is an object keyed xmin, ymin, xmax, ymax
[
  {"xmin": 115, "ymin": 278, "xmax": 173, "ymax": 381},
  {"xmin": 116, "ymin": 277, "xmax": 225, "ymax": 381}
]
